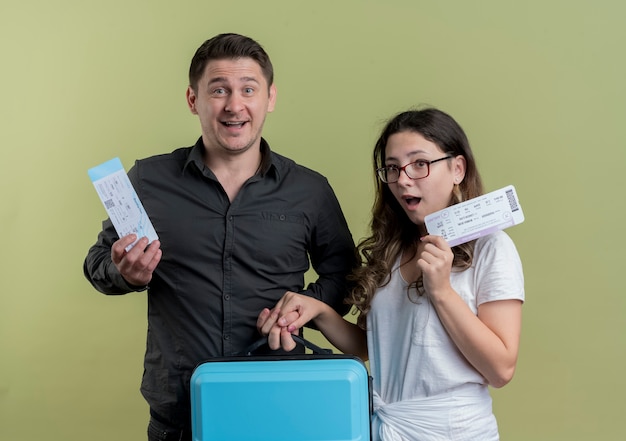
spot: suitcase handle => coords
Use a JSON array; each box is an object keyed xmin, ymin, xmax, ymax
[{"xmin": 242, "ymin": 334, "xmax": 333, "ymax": 356}]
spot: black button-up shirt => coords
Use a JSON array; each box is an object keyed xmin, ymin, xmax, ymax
[{"xmin": 83, "ymin": 137, "xmax": 356, "ymax": 426}]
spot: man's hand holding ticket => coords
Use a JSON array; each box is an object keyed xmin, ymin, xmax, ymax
[
  {"xmin": 425, "ymin": 185, "xmax": 524, "ymax": 247},
  {"xmin": 88, "ymin": 157, "xmax": 158, "ymax": 251}
]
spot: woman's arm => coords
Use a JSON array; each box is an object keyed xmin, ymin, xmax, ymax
[
  {"xmin": 258, "ymin": 292, "xmax": 368, "ymax": 360},
  {"xmin": 431, "ymin": 295, "xmax": 522, "ymax": 388},
  {"xmin": 419, "ymin": 235, "xmax": 523, "ymax": 388}
]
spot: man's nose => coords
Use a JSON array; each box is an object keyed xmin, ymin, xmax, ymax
[{"xmin": 225, "ymin": 93, "xmax": 244, "ymax": 113}]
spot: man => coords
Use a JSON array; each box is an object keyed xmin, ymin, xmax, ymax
[{"xmin": 83, "ymin": 33, "xmax": 356, "ymax": 440}]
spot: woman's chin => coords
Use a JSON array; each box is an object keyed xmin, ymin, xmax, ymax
[{"xmin": 403, "ymin": 210, "xmax": 425, "ymax": 227}]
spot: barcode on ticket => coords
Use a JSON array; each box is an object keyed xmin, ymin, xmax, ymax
[{"xmin": 506, "ymin": 188, "xmax": 520, "ymax": 212}]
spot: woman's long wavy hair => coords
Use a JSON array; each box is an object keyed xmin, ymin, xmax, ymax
[{"xmin": 349, "ymin": 108, "xmax": 484, "ymax": 328}]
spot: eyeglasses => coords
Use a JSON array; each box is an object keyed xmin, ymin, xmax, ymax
[{"xmin": 376, "ymin": 156, "xmax": 452, "ymax": 183}]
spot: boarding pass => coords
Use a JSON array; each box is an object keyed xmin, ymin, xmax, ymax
[
  {"xmin": 88, "ymin": 157, "xmax": 158, "ymax": 250},
  {"xmin": 425, "ymin": 185, "xmax": 524, "ymax": 247}
]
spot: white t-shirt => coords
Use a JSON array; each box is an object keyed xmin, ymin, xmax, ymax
[{"xmin": 367, "ymin": 230, "xmax": 525, "ymax": 404}]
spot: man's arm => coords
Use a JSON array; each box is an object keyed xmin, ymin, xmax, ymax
[
  {"xmin": 300, "ymin": 183, "xmax": 357, "ymax": 316},
  {"xmin": 84, "ymin": 223, "xmax": 162, "ymax": 294},
  {"xmin": 84, "ymin": 163, "xmax": 163, "ymax": 294}
]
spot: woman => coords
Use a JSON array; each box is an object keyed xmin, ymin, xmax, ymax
[{"xmin": 259, "ymin": 107, "xmax": 524, "ymax": 440}]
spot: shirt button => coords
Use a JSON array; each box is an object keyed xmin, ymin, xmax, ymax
[
  {"xmin": 223, "ymin": 334, "xmax": 230, "ymax": 340},
  {"xmin": 224, "ymin": 294, "xmax": 230, "ymax": 301},
  {"xmin": 279, "ymin": 214, "xmax": 286, "ymax": 221}
]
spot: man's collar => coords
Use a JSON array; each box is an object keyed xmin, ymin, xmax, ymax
[
  {"xmin": 183, "ymin": 137, "xmax": 277, "ymax": 177},
  {"xmin": 179, "ymin": 137, "xmax": 203, "ymax": 175}
]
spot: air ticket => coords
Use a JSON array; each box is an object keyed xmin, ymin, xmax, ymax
[
  {"xmin": 425, "ymin": 185, "xmax": 524, "ymax": 247},
  {"xmin": 88, "ymin": 157, "xmax": 158, "ymax": 250}
]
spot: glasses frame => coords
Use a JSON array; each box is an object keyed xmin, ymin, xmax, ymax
[{"xmin": 377, "ymin": 156, "xmax": 452, "ymax": 183}]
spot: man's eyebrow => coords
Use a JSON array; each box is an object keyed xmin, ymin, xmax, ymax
[
  {"xmin": 207, "ymin": 76, "xmax": 260, "ymax": 86},
  {"xmin": 240, "ymin": 76, "xmax": 260, "ymax": 83}
]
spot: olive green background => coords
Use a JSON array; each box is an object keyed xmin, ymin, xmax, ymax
[{"xmin": 1, "ymin": 1, "xmax": 624, "ymax": 440}]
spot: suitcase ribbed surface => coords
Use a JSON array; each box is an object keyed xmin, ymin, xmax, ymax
[{"xmin": 191, "ymin": 356, "xmax": 371, "ymax": 441}]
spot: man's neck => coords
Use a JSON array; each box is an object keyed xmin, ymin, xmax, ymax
[{"xmin": 205, "ymin": 147, "xmax": 262, "ymax": 202}]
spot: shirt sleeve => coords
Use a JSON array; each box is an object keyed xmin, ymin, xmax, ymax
[
  {"xmin": 474, "ymin": 231, "xmax": 525, "ymax": 306},
  {"xmin": 300, "ymin": 181, "xmax": 357, "ymax": 316}
]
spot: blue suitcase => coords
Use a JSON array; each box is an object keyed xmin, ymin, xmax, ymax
[{"xmin": 190, "ymin": 336, "xmax": 372, "ymax": 441}]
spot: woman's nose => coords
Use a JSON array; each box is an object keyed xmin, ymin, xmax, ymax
[{"xmin": 396, "ymin": 167, "xmax": 414, "ymax": 186}]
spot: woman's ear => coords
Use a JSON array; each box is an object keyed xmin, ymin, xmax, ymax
[{"xmin": 453, "ymin": 155, "xmax": 466, "ymax": 184}]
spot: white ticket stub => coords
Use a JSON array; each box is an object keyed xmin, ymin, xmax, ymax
[
  {"xmin": 425, "ymin": 185, "xmax": 524, "ymax": 247},
  {"xmin": 88, "ymin": 157, "xmax": 158, "ymax": 250}
]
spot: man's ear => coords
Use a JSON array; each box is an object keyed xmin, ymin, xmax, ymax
[
  {"xmin": 186, "ymin": 86, "xmax": 198, "ymax": 115},
  {"xmin": 267, "ymin": 84, "xmax": 277, "ymax": 113}
]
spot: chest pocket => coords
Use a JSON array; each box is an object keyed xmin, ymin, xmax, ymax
[
  {"xmin": 411, "ymin": 296, "xmax": 447, "ymax": 347},
  {"xmin": 245, "ymin": 212, "xmax": 309, "ymax": 273}
]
